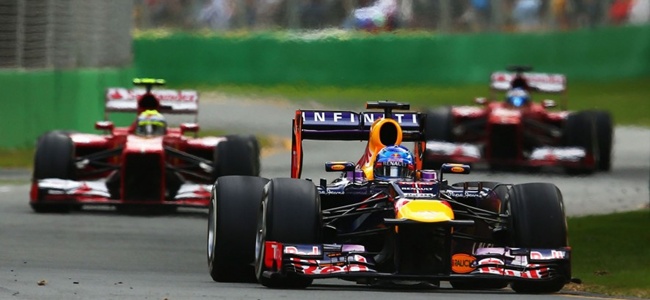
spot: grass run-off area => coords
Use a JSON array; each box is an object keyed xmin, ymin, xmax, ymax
[
  {"xmin": 196, "ymin": 77, "xmax": 650, "ymax": 127},
  {"xmin": 566, "ymin": 209, "xmax": 650, "ymax": 298}
]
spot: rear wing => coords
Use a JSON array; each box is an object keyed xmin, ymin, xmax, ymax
[
  {"xmin": 299, "ymin": 110, "xmax": 423, "ymax": 141},
  {"xmin": 490, "ymin": 72, "xmax": 566, "ymax": 93},
  {"xmin": 105, "ymin": 88, "xmax": 199, "ymax": 114},
  {"xmin": 291, "ymin": 106, "xmax": 426, "ymax": 179}
]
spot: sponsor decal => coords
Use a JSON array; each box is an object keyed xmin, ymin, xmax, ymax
[
  {"xmin": 403, "ymin": 193, "xmax": 436, "ymax": 198},
  {"xmin": 300, "ymin": 111, "xmax": 419, "ymax": 127},
  {"xmin": 451, "ymin": 253, "xmax": 476, "ymax": 273},
  {"xmin": 443, "ymin": 190, "xmax": 482, "ymax": 198},
  {"xmin": 451, "ymin": 166, "xmax": 465, "ymax": 173},
  {"xmin": 474, "ymin": 257, "xmax": 550, "ymax": 279},
  {"xmin": 331, "ymin": 164, "xmax": 345, "ymax": 171},
  {"xmin": 297, "ymin": 255, "xmax": 371, "ymax": 275},
  {"xmin": 530, "ymin": 250, "xmax": 566, "ymax": 260},
  {"xmin": 284, "ymin": 245, "xmax": 321, "ymax": 256}
]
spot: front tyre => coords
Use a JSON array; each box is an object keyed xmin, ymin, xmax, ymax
[
  {"xmin": 255, "ymin": 178, "xmax": 322, "ymax": 288},
  {"xmin": 31, "ymin": 131, "xmax": 76, "ymax": 213},
  {"xmin": 208, "ymin": 176, "xmax": 269, "ymax": 282},
  {"xmin": 505, "ymin": 183, "xmax": 569, "ymax": 294}
]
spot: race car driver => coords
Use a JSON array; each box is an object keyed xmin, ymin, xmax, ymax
[
  {"xmin": 505, "ymin": 87, "xmax": 531, "ymax": 107},
  {"xmin": 374, "ymin": 145, "xmax": 415, "ymax": 181},
  {"xmin": 135, "ymin": 109, "xmax": 167, "ymax": 137}
]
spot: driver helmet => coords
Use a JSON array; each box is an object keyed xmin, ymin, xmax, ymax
[
  {"xmin": 136, "ymin": 109, "xmax": 166, "ymax": 137},
  {"xmin": 506, "ymin": 88, "xmax": 530, "ymax": 107},
  {"xmin": 374, "ymin": 145, "xmax": 415, "ymax": 181}
]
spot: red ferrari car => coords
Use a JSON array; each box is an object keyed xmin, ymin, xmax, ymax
[
  {"xmin": 424, "ymin": 66, "xmax": 613, "ymax": 174},
  {"xmin": 30, "ymin": 78, "xmax": 260, "ymax": 213}
]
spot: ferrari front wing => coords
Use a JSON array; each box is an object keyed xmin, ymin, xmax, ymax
[{"xmin": 30, "ymin": 178, "xmax": 211, "ymax": 208}]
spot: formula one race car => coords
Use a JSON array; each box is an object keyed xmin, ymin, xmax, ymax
[
  {"xmin": 207, "ymin": 101, "xmax": 572, "ymax": 294},
  {"xmin": 30, "ymin": 78, "xmax": 260, "ymax": 213},
  {"xmin": 424, "ymin": 66, "xmax": 613, "ymax": 174}
]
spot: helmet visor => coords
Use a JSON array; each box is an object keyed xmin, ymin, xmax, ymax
[{"xmin": 374, "ymin": 164, "xmax": 414, "ymax": 179}]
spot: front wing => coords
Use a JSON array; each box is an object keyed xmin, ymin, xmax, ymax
[
  {"xmin": 30, "ymin": 179, "xmax": 211, "ymax": 208},
  {"xmin": 261, "ymin": 241, "xmax": 571, "ymax": 283}
]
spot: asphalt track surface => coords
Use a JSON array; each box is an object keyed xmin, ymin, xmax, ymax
[{"xmin": 1, "ymin": 94, "xmax": 648, "ymax": 299}]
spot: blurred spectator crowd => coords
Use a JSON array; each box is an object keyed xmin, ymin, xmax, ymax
[{"xmin": 134, "ymin": 0, "xmax": 650, "ymax": 32}]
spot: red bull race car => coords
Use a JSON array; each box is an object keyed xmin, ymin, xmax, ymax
[
  {"xmin": 207, "ymin": 101, "xmax": 573, "ymax": 294},
  {"xmin": 30, "ymin": 78, "xmax": 260, "ymax": 213},
  {"xmin": 424, "ymin": 66, "xmax": 613, "ymax": 174}
]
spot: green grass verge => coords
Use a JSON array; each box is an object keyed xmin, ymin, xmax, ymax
[
  {"xmin": 0, "ymin": 148, "xmax": 33, "ymax": 168},
  {"xmin": 567, "ymin": 209, "xmax": 650, "ymax": 298},
  {"xmin": 196, "ymin": 77, "xmax": 650, "ymax": 127}
]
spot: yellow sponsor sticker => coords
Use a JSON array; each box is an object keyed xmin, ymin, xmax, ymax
[{"xmin": 331, "ymin": 164, "xmax": 345, "ymax": 171}]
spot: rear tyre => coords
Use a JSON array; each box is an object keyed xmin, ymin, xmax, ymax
[
  {"xmin": 562, "ymin": 111, "xmax": 597, "ymax": 175},
  {"xmin": 208, "ymin": 176, "xmax": 269, "ymax": 282},
  {"xmin": 244, "ymin": 134, "xmax": 261, "ymax": 175},
  {"xmin": 255, "ymin": 178, "xmax": 321, "ymax": 288},
  {"xmin": 423, "ymin": 106, "xmax": 453, "ymax": 170},
  {"xmin": 31, "ymin": 132, "xmax": 76, "ymax": 213},
  {"xmin": 505, "ymin": 183, "xmax": 569, "ymax": 294},
  {"xmin": 214, "ymin": 135, "xmax": 259, "ymax": 179},
  {"xmin": 589, "ymin": 110, "xmax": 613, "ymax": 171}
]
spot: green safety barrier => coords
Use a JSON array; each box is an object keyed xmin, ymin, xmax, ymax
[
  {"xmin": 0, "ymin": 68, "xmax": 134, "ymax": 148},
  {"xmin": 134, "ymin": 25, "xmax": 650, "ymax": 86},
  {"xmin": 2, "ymin": 25, "xmax": 648, "ymax": 149}
]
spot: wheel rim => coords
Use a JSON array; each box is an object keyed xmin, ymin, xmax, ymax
[
  {"xmin": 254, "ymin": 199, "xmax": 267, "ymax": 279},
  {"xmin": 207, "ymin": 196, "xmax": 217, "ymax": 265}
]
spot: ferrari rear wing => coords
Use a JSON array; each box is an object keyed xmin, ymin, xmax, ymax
[
  {"xmin": 105, "ymin": 88, "xmax": 199, "ymax": 114},
  {"xmin": 490, "ymin": 71, "xmax": 566, "ymax": 93}
]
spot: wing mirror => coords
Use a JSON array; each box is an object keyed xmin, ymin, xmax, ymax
[
  {"xmin": 95, "ymin": 121, "xmax": 114, "ymax": 131},
  {"xmin": 542, "ymin": 99, "xmax": 557, "ymax": 108},
  {"xmin": 474, "ymin": 97, "xmax": 488, "ymax": 105},
  {"xmin": 440, "ymin": 163, "xmax": 471, "ymax": 174},
  {"xmin": 180, "ymin": 123, "xmax": 200, "ymax": 134},
  {"xmin": 439, "ymin": 163, "xmax": 471, "ymax": 183}
]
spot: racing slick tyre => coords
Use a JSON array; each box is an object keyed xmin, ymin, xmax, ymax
[
  {"xmin": 449, "ymin": 181, "xmax": 509, "ymax": 291},
  {"xmin": 562, "ymin": 111, "xmax": 597, "ymax": 175},
  {"xmin": 255, "ymin": 178, "xmax": 322, "ymax": 289},
  {"xmin": 244, "ymin": 134, "xmax": 261, "ymax": 175},
  {"xmin": 214, "ymin": 135, "xmax": 259, "ymax": 178},
  {"xmin": 589, "ymin": 110, "xmax": 613, "ymax": 171},
  {"xmin": 504, "ymin": 183, "xmax": 569, "ymax": 294},
  {"xmin": 423, "ymin": 106, "xmax": 453, "ymax": 170},
  {"xmin": 31, "ymin": 131, "xmax": 76, "ymax": 213},
  {"xmin": 208, "ymin": 175, "xmax": 269, "ymax": 282}
]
